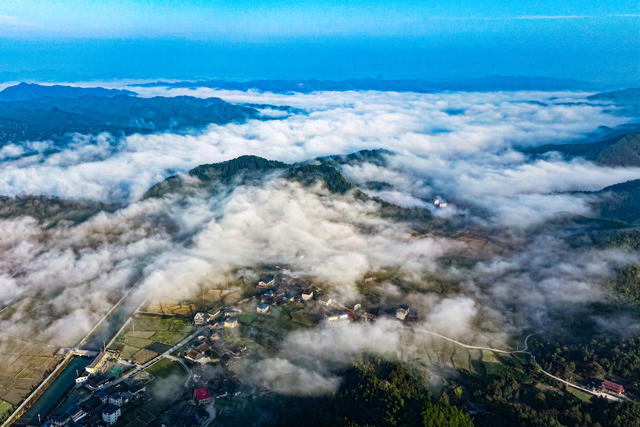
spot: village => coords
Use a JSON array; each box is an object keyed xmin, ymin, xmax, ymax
[
  {"xmin": 25, "ymin": 268, "xmax": 427, "ymax": 426},
  {"xmin": 23, "ymin": 268, "xmax": 632, "ymax": 426}
]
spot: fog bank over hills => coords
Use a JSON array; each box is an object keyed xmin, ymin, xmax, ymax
[
  {"xmin": 1, "ymin": 82, "xmax": 637, "ymax": 211},
  {"xmin": 3, "ymin": 81, "xmax": 640, "ymax": 422}
]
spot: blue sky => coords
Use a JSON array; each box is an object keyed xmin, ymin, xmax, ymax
[{"xmin": 0, "ymin": 1, "xmax": 638, "ymax": 83}]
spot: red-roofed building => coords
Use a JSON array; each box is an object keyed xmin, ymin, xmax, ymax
[
  {"xmin": 602, "ymin": 380, "xmax": 624, "ymax": 395},
  {"xmin": 194, "ymin": 388, "xmax": 212, "ymax": 405}
]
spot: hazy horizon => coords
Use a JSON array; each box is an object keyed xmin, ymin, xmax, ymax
[{"xmin": 1, "ymin": 1, "xmax": 638, "ymax": 85}]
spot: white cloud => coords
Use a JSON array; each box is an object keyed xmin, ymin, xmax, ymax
[
  {"xmin": 0, "ymin": 89, "xmax": 632, "ymax": 220},
  {"xmin": 1, "ymin": 87, "xmax": 639, "ymax": 389}
]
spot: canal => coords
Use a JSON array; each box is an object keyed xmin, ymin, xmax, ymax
[
  {"xmin": 17, "ymin": 356, "xmax": 91, "ymax": 426},
  {"xmin": 83, "ymin": 291, "xmax": 141, "ymax": 352}
]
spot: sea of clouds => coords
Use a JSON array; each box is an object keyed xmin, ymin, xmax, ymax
[
  {"xmin": 1, "ymin": 86, "xmax": 640, "ymax": 394},
  {"xmin": 1, "ymin": 88, "xmax": 638, "ymax": 225}
]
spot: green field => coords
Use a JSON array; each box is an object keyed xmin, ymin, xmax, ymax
[
  {"xmin": 567, "ymin": 387, "xmax": 593, "ymax": 402},
  {"xmin": 239, "ymin": 312, "xmax": 259, "ymax": 324},
  {"xmin": 145, "ymin": 358, "xmax": 185, "ymax": 379},
  {"xmin": 0, "ymin": 399, "xmax": 13, "ymax": 422},
  {"xmin": 110, "ymin": 315, "xmax": 193, "ymax": 362},
  {"xmin": 481, "ymin": 349, "xmax": 500, "ymax": 363},
  {"xmin": 452, "ymin": 348, "xmax": 472, "ymax": 371}
]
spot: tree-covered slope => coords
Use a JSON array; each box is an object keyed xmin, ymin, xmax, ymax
[
  {"xmin": 588, "ymin": 88, "xmax": 640, "ymax": 117},
  {"xmin": 143, "ymin": 154, "xmax": 355, "ymax": 199},
  {"xmin": 0, "ymin": 195, "xmax": 112, "ymax": 225},
  {"xmin": 521, "ymin": 130, "xmax": 640, "ymax": 167},
  {"xmin": 0, "ymin": 89, "xmax": 258, "ymax": 146},
  {"xmin": 595, "ymin": 179, "xmax": 640, "ymax": 224}
]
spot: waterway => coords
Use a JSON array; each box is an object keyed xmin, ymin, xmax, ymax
[
  {"xmin": 83, "ymin": 292, "xmax": 140, "ymax": 352},
  {"xmin": 17, "ymin": 357, "xmax": 90, "ymax": 426}
]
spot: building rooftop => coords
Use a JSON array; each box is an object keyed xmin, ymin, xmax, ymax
[
  {"xmin": 102, "ymin": 404, "xmax": 120, "ymax": 415},
  {"xmin": 194, "ymin": 388, "xmax": 211, "ymax": 401},
  {"xmin": 602, "ymin": 379, "xmax": 624, "ymax": 393}
]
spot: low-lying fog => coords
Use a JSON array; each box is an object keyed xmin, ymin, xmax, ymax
[{"xmin": 1, "ymin": 86, "xmax": 639, "ymax": 394}]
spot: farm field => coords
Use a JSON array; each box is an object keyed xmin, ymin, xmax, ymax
[
  {"xmin": 0, "ymin": 337, "xmax": 62, "ymax": 406},
  {"xmin": 0, "ymin": 399, "xmax": 13, "ymax": 423},
  {"xmin": 109, "ymin": 315, "xmax": 193, "ymax": 364}
]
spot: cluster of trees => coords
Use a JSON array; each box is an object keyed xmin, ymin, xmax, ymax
[
  {"xmin": 264, "ymin": 356, "xmax": 472, "ymax": 426},
  {"xmin": 530, "ymin": 335, "xmax": 640, "ymax": 397},
  {"xmin": 0, "ymin": 195, "xmax": 111, "ymax": 225},
  {"xmin": 145, "ymin": 154, "xmax": 356, "ymax": 199},
  {"xmin": 287, "ymin": 163, "xmax": 354, "ymax": 194},
  {"xmin": 455, "ymin": 357, "xmax": 640, "ymax": 427},
  {"xmin": 213, "ymin": 351, "xmax": 640, "ymax": 427},
  {"xmin": 612, "ymin": 264, "xmax": 640, "ymax": 304},
  {"xmin": 606, "ymin": 228, "xmax": 640, "ymax": 304}
]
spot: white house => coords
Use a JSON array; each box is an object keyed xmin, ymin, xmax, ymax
[
  {"xmin": 108, "ymin": 393, "xmax": 123, "ymax": 406},
  {"xmin": 75, "ymin": 372, "xmax": 90, "ymax": 384},
  {"xmin": 319, "ymin": 298, "xmax": 333, "ymax": 307},
  {"xmin": 102, "ymin": 404, "xmax": 121, "ymax": 425},
  {"xmin": 257, "ymin": 276, "xmax": 275, "ymax": 288},
  {"xmin": 396, "ymin": 306, "xmax": 409, "ymax": 320}
]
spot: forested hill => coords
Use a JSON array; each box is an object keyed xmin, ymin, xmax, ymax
[
  {"xmin": 0, "ymin": 84, "xmax": 258, "ymax": 147},
  {"xmin": 521, "ymin": 129, "xmax": 640, "ymax": 167},
  {"xmin": 588, "ymin": 87, "xmax": 640, "ymax": 117},
  {"xmin": 520, "ymin": 87, "xmax": 640, "ymax": 166},
  {"xmin": 595, "ymin": 179, "xmax": 640, "ymax": 224},
  {"xmin": 143, "ymin": 154, "xmax": 353, "ymax": 199},
  {"xmin": 0, "ymin": 82, "xmax": 135, "ymax": 101}
]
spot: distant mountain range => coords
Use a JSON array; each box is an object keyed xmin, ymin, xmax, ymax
[
  {"xmin": 520, "ymin": 87, "xmax": 640, "ymax": 167},
  {"xmin": 588, "ymin": 88, "xmax": 640, "ymax": 104},
  {"xmin": 135, "ymin": 75, "xmax": 595, "ymax": 93},
  {"xmin": 522, "ymin": 128, "xmax": 640, "ymax": 167},
  {"xmin": 0, "ymin": 82, "xmax": 136, "ymax": 101},
  {"xmin": 0, "ymin": 83, "xmax": 258, "ymax": 148},
  {"xmin": 588, "ymin": 88, "xmax": 640, "ymax": 117}
]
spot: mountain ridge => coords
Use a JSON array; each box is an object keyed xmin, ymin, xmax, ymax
[
  {"xmin": 0, "ymin": 82, "xmax": 136, "ymax": 101},
  {"xmin": 0, "ymin": 91, "xmax": 258, "ymax": 148},
  {"xmin": 133, "ymin": 75, "xmax": 595, "ymax": 93}
]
